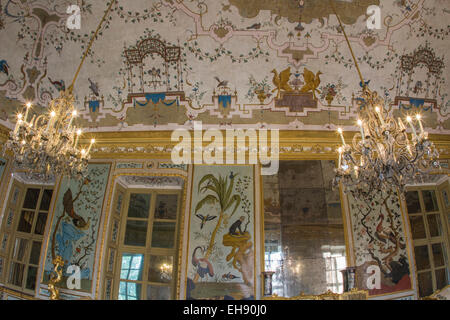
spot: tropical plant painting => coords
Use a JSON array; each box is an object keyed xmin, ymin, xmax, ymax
[
  {"xmin": 42, "ymin": 163, "xmax": 111, "ymax": 293},
  {"xmin": 187, "ymin": 165, "xmax": 254, "ymax": 300}
]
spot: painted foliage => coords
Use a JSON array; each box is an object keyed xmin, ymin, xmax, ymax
[
  {"xmin": 42, "ymin": 163, "xmax": 111, "ymax": 293},
  {"xmin": 348, "ymin": 188, "xmax": 412, "ymax": 296},
  {"xmin": 187, "ymin": 165, "xmax": 254, "ymax": 300}
]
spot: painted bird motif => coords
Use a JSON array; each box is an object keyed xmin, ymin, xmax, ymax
[
  {"xmin": 192, "ymin": 246, "xmax": 214, "ymax": 279},
  {"xmin": 294, "ymin": 22, "xmax": 304, "ymax": 31},
  {"xmin": 0, "ymin": 60, "xmax": 9, "ymax": 76},
  {"xmin": 222, "ymin": 272, "xmax": 240, "ymax": 281},
  {"xmin": 62, "ymin": 187, "xmax": 90, "ymax": 230},
  {"xmin": 149, "ymin": 67, "xmax": 161, "ymax": 79},
  {"xmin": 271, "ymin": 67, "xmax": 293, "ymax": 99},
  {"xmin": 48, "ymin": 77, "xmax": 66, "ymax": 92},
  {"xmin": 214, "ymin": 76, "xmax": 228, "ymax": 88},
  {"xmin": 247, "ymin": 23, "xmax": 261, "ymax": 30},
  {"xmin": 195, "ymin": 213, "xmax": 217, "ymax": 229},
  {"xmin": 300, "ymin": 68, "xmax": 322, "ymax": 100},
  {"xmin": 375, "ymin": 214, "xmax": 405, "ymax": 249},
  {"xmin": 88, "ymin": 78, "xmax": 99, "ymax": 96}
]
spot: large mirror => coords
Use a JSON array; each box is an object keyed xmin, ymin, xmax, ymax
[{"xmin": 263, "ymin": 160, "xmax": 347, "ymax": 296}]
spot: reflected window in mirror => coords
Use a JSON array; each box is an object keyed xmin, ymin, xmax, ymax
[
  {"xmin": 405, "ymin": 186, "xmax": 450, "ymax": 297},
  {"xmin": 263, "ymin": 160, "xmax": 347, "ymax": 297}
]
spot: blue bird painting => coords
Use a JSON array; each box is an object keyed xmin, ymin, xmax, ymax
[{"xmin": 0, "ymin": 60, "xmax": 9, "ymax": 76}]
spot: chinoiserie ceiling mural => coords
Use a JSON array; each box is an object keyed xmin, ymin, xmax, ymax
[{"xmin": 0, "ymin": 0, "xmax": 448, "ymax": 133}]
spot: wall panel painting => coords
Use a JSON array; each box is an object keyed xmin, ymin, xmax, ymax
[
  {"xmin": 347, "ymin": 188, "xmax": 413, "ymax": 296},
  {"xmin": 41, "ymin": 163, "xmax": 111, "ymax": 293},
  {"xmin": 186, "ymin": 165, "xmax": 255, "ymax": 300}
]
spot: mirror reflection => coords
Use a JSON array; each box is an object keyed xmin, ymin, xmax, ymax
[{"xmin": 263, "ymin": 160, "xmax": 347, "ymax": 296}]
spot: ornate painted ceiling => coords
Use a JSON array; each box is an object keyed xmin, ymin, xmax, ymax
[{"xmin": 0, "ymin": 0, "xmax": 449, "ymax": 133}]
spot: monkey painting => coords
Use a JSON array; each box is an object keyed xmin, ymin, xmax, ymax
[{"xmin": 229, "ymin": 216, "xmax": 245, "ymax": 236}]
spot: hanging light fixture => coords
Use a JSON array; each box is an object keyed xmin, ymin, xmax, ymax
[
  {"xmin": 3, "ymin": 0, "xmax": 115, "ymax": 181},
  {"xmin": 4, "ymin": 94, "xmax": 94, "ymax": 180},
  {"xmin": 329, "ymin": 1, "xmax": 440, "ymax": 199}
]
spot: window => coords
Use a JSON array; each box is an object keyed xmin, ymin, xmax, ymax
[
  {"xmin": 405, "ymin": 187, "xmax": 450, "ymax": 297},
  {"xmin": 323, "ymin": 246, "xmax": 346, "ymax": 293},
  {"xmin": 104, "ymin": 186, "xmax": 181, "ymax": 300},
  {"xmin": 0, "ymin": 183, "xmax": 53, "ymax": 294}
]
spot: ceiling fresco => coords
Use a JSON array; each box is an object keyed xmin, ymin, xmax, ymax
[{"xmin": 0, "ymin": 0, "xmax": 449, "ymax": 133}]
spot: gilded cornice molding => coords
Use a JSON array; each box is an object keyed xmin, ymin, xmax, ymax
[
  {"xmin": 80, "ymin": 130, "xmax": 450, "ymax": 160},
  {"xmin": 1, "ymin": 124, "xmax": 449, "ymax": 159}
]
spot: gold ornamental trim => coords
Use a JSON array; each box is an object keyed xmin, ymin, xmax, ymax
[{"xmin": 50, "ymin": 130, "xmax": 450, "ymax": 160}]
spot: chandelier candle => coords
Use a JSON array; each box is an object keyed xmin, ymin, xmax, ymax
[
  {"xmin": 416, "ymin": 114, "xmax": 424, "ymax": 134},
  {"xmin": 406, "ymin": 116, "xmax": 418, "ymax": 139},
  {"xmin": 68, "ymin": 110, "xmax": 77, "ymax": 130},
  {"xmin": 29, "ymin": 115, "xmax": 36, "ymax": 128},
  {"xmin": 398, "ymin": 118, "xmax": 406, "ymax": 131},
  {"xmin": 74, "ymin": 129, "xmax": 82, "ymax": 147},
  {"xmin": 357, "ymin": 119, "xmax": 365, "ymax": 143},
  {"xmin": 13, "ymin": 114, "xmax": 23, "ymax": 135},
  {"xmin": 24, "ymin": 102, "xmax": 31, "ymax": 122},
  {"xmin": 337, "ymin": 128, "xmax": 346, "ymax": 145},
  {"xmin": 20, "ymin": 140, "xmax": 25, "ymax": 153},
  {"xmin": 46, "ymin": 111, "xmax": 56, "ymax": 133},
  {"xmin": 375, "ymin": 106, "xmax": 385, "ymax": 126},
  {"xmin": 86, "ymin": 138, "xmax": 95, "ymax": 157}
]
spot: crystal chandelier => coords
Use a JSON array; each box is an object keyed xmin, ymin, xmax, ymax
[
  {"xmin": 2, "ymin": 0, "xmax": 117, "ymax": 181},
  {"xmin": 4, "ymin": 92, "xmax": 94, "ymax": 180},
  {"xmin": 332, "ymin": 88, "xmax": 440, "ymax": 199},
  {"xmin": 329, "ymin": 1, "xmax": 440, "ymax": 199}
]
